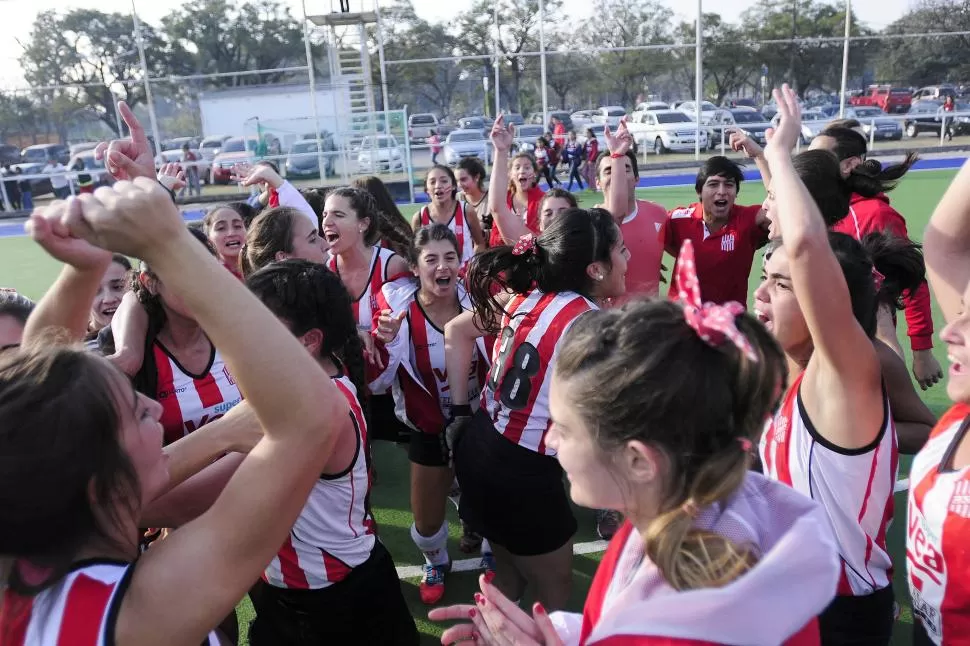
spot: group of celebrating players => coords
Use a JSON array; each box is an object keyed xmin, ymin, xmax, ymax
[{"xmin": 0, "ymin": 84, "xmax": 968, "ymax": 646}]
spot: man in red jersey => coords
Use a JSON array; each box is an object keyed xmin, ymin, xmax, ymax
[{"xmin": 660, "ymin": 155, "xmax": 770, "ymax": 307}]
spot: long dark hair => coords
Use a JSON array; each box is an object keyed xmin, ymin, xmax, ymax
[
  {"xmin": 467, "ymin": 207, "xmax": 618, "ymax": 332},
  {"xmin": 328, "ymin": 186, "xmax": 413, "ymax": 259},
  {"xmin": 246, "ymin": 260, "xmax": 367, "ymax": 407},
  {"xmin": 819, "ymin": 124, "xmax": 918, "ymax": 192},
  {"xmin": 241, "ymin": 206, "xmax": 303, "ymax": 278}
]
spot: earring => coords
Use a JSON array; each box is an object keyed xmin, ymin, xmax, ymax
[{"xmin": 596, "ymin": 275, "xmax": 604, "ymax": 281}]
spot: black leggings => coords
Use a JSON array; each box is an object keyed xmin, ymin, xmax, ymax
[
  {"xmin": 539, "ymin": 164, "xmax": 558, "ymax": 189},
  {"xmin": 818, "ymin": 585, "xmax": 894, "ymax": 646},
  {"xmin": 248, "ymin": 542, "xmax": 419, "ymax": 646},
  {"xmin": 567, "ymin": 162, "xmax": 584, "ymax": 190}
]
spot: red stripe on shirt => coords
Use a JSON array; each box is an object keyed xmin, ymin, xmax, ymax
[
  {"xmin": 193, "ymin": 371, "xmax": 224, "ymax": 409},
  {"xmin": 409, "ymin": 301, "xmax": 440, "ymax": 398},
  {"xmin": 322, "ymin": 551, "xmax": 352, "ymax": 583},
  {"xmin": 57, "ymin": 574, "xmax": 115, "ymax": 646},
  {"xmin": 155, "ymin": 344, "xmax": 184, "ymax": 445},
  {"xmin": 279, "ymin": 535, "xmax": 310, "ymax": 589},
  {"xmin": 0, "ymin": 589, "xmax": 33, "ymax": 646}
]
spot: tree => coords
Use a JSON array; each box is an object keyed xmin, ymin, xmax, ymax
[
  {"xmin": 579, "ymin": 0, "xmax": 675, "ymax": 108},
  {"xmin": 20, "ymin": 9, "xmax": 180, "ymax": 135},
  {"xmin": 671, "ymin": 14, "xmax": 759, "ymax": 104},
  {"xmin": 162, "ymin": 0, "xmax": 308, "ymax": 87},
  {"xmin": 879, "ymin": 0, "xmax": 970, "ymax": 85}
]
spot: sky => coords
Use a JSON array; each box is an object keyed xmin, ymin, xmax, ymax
[{"xmin": 0, "ymin": 0, "xmax": 915, "ymax": 90}]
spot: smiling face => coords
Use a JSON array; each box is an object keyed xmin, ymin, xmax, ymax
[
  {"xmin": 414, "ymin": 238, "xmax": 460, "ymax": 299},
  {"xmin": 206, "ymin": 208, "xmax": 246, "ymax": 260},
  {"xmin": 287, "ymin": 215, "xmax": 328, "ymax": 264},
  {"xmin": 510, "ymin": 156, "xmax": 537, "ymax": 192},
  {"xmin": 539, "ymin": 197, "xmax": 573, "ymax": 232},
  {"xmin": 940, "ymin": 280, "xmax": 970, "ymax": 403},
  {"xmin": 322, "ymin": 194, "xmax": 368, "ymax": 255},
  {"xmin": 753, "ymin": 245, "xmax": 811, "ymax": 356},
  {"xmin": 457, "ymin": 168, "xmax": 480, "ymax": 195},
  {"xmin": 426, "ymin": 168, "xmax": 456, "ymax": 205},
  {"xmin": 90, "ymin": 260, "xmax": 128, "ymax": 332},
  {"xmin": 699, "ymin": 174, "xmax": 738, "ymax": 224}
]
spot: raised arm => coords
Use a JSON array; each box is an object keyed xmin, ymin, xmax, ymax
[
  {"xmin": 61, "ymin": 178, "xmax": 345, "ymax": 646},
  {"xmin": 763, "ymin": 86, "xmax": 883, "ymax": 450},
  {"xmin": 603, "ymin": 119, "xmax": 633, "ymax": 220},
  {"xmin": 728, "ymin": 128, "xmax": 771, "ymax": 229},
  {"xmin": 22, "ymin": 199, "xmax": 112, "ymax": 345},
  {"xmin": 488, "ymin": 115, "xmax": 530, "ymax": 244},
  {"xmin": 107, "ymin": 290, "xmax": 148, "ymax": 376},
  {"xmin": 923, "ymin": 158, "xmax": 970, "ymax": 324}
]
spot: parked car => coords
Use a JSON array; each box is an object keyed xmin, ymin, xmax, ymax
[
  {"xmin": 408, "ymin": 113, "xmax": 439, "ymax": 142},
  {"xmin": 162, "ymin": 136, "xmax": 202, "ymax": 152},
  {"xmin": 285, "ymin": 138, "xmax": 336, "ymax": 179},
  {"xmin": 770, "ymin": 109, "xmax": 831, "ymax": 143},
  {"xmin": 850, "ymin": 85, "xmax": 911, "ymax": 114},
  {"xmin": 570, "ymin": 110, "xmax": 598, "ymax": 130},
  {"xmin": 458, "ymin": 116, "xmax": 487, "ymax": 133},
  {"xmin": 707, "ymin": 109, "xmax": 771, "ymax": 145},
  {"xmin": 904, "ymin": 100, "xmax": 970, "ymax": 137},
  {"xmin": 912, "ymin": 85, "xmax": 958, "ymax": 103},
  {"xmin": 676, "ymin": 100, "xmax": 720, "ymax": 125},
  {"xmin": 841, "ymin": 106, "xmax": 903, "ymax": 140},
  {"xmin": 626, "ymin": 110, "xmax": 709, "ymax": 154},
  {"xmin": 721, "ymin": 98, "xmax": 758, "ymax": 109},
  {"xmin": 0, "ymin": 144, "xmax": 21, "ymax": 165},
  {"xmin": 69, "ymin": 142, "xmax": 99, "ymax": 157},
  {"xmin": 356, "ymin": 135, "xmax": 405, "ymax": 174},
  {"xmin": 593, "ymin": 106, "xmax": 627, "ymax": 129},
  {"xmin": 67, "ymin": 150, "xmax": 113, "ymax": 191},
  {"xmin": 13, "ymin": 144, "xmax": 70, "ymax": 195},
  {"xmin": 512, "ymin": 124, "xmax": 545, "ymax": 153},
  {"xmin": 211, "ymin": 137, "xmax": 258, "ymax": 184},
  {"xmin": 630, "ymin": 102, "xmax": 670, "ymax": 123},
  {"xmin": 442, "ymin": 129, "xmax": 491, "ymax": 166},
  {"xmin": 504, "ymin": 113, "xmax": 525, "ymax": 126},
  {"xmin": 199, "ymin": 135, "xmax": 232, "ymax": 163}
]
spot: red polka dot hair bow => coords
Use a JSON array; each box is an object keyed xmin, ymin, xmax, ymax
[
  {"xmin": 512, "ymin": 232, "xmax": 537, "ymax": 256},
  {"xmin": 672, "ymin": 240, "xmax": 759, "ymax": 363}
]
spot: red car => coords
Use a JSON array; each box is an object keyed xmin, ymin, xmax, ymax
[
  {"xmin": 850, "ymin": 86, "xmax": 912, "ymax": 114},
  {"xmin": 211, "ymin": 137, "xmax": 259, "ymax": 184}
]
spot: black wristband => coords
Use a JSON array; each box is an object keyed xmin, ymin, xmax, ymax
[{"xmin": 451, "ymin": 404, "xmax": 472, "ymax": 417}]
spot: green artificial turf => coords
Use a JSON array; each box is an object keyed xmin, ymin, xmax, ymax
[{"xmin": 1, "ymin": 169, "xmax": 959, "ymax": 645}]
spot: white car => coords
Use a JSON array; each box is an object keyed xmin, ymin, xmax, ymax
[
  {"xmin": 592, "ymin": 106, "xmax": 627, "ymax": 129},
  {"xmin": 442, "ymin": 129, "xmax": 491, "ymax": 166},
  {"xmin": 356, "ymin": 135, "xmax": 405, "ymax": 173},
  {"xmin": 770, "ymin": 110, "xmax": 832, "ymax": 143},
  {"xmin": 627, "ymin": 110, "xmax": 709, "ymax": 154},
  {"xmin": 677, "ymin": 100, "xmax": 720, "ymax": 125}
]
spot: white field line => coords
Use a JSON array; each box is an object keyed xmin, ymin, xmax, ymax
[{"xmin": 397, "ymin": 479, "xmax": 913, "ymax": 579}]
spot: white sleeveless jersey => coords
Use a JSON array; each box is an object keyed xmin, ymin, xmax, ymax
[
  {"xmin": 0, "ymin": 561, "xmax": 218, "ymax": 645},
  {"xmin": 481, "ymin": 289, "xmax": 597, "ymax": 456},
  {"xmin": 154, "ymin": 341, "xmax": 243, "ymax": 446},
  {"xmin": 417, "ymin": 201, "xmax": 476, "ymax": 265},
  {"xmin": 907, "ymin": 403, "xmax": 970, "ymax": 644},
  {"xmin": 328, "ymin": 246, "xmax": 400, "ymax": 331},
  {"xmin": 262, "ymin": 375, "xmax": 377, "ymax": 590},
  {"xmin": 370, "ymin": 279, "xmax": 482, "ymax": 434},
  {"xmin": 761, "ymin": 373, "xmax": 898, "ymax": 597}
]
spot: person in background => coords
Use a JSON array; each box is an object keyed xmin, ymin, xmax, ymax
[
  {"xmin": 85, "ymin": 254, "xmax": 132, "ymax": 350},
  {"xmin": 180, "ymin": 143, "xmax": 201, "ymax": 198},
  {"xmin": 429, "ymin": 130, "xmax": 441, "ymax": 166},
  {"xmin": 584, "ymin": 128, "xmax": 599, "ymax": 191},
  {"xmin": 2, "ymin": 163, "xmax": 20, "ymax": 210},
  {"xmin": 455, "ymin": 158, "xmax": 490, "ymax": 241},
  {"xmin": 16, "ymin": 168, "xmax": 32, "ymax": 211},
  {"xmin": 44, "ymin": 156, "xmax": 70, "ymax": 199},
  {"xmin": 353, "ymin": 175, "xmax": 414, "ymax": 242},
  {"xmin": 552, "ymin": 116, "xmax": 567, "ymax": 150},
  {"xmin": 562, "ymin": 131, "xmax": 585, "ymax": 192},
  {"xmin": 0, "ymin": 288, "xmax": 33, "ymax": 351},
  {"xmin": 534, "ymin": 137, "xmax": 557, "ymax": 189}
]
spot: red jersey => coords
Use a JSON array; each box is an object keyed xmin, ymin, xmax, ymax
[
  {"xmin": 154, "ymin": 341, "xmax": 243, "ymax": 446},
  {"xmin": 612, "ymin": 199, "xmax": 667, "ymax": 304},
  {"xmin": 489, "ymin": 186, "xmax": 544, "ymax": 247},
  {"xmin": 417, "ymin": 201, "xmax": 476, "ymax": 265},
  {"xmin": 263, "ymin": 374, "xmax": 376, "ymax": 590},
  {"xmin": 549, "ymin": 473, "xmax": 839, "ymax": 645},
  {"xmin": 832, "ymin": 192, "xmax": 934, "ymax": 351},
  {"xmin": 661, "ymin": 203, "xmax": 767, "ymax": 307},
  {"xmin": 0, "ymin": 561, "xmax": 219, "ymax": 645},
  {"xmin": 907, "ymin": 403, "xmax": 970, "ymax": 644},
  {"xmin": 482, "ymin": 289, "xmax": 596, "ymax": 455},
  {"xmin": 761, "ymin": 373, "xmax": 898, "ymax": 597}
]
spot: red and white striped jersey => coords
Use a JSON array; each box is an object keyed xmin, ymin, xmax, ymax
[
  {"xmin": 0, "ymin": 560, "xmax": 219, "ymax": 645},
  {"xmin": 154, "ymin": 341, "xmax": 243, "ymax": 446},
  {"xmin": 481, "ymin": 289, "xmax": 597, "ymax": 455},
  {"xmin": 262, "ymin": 374, "xmax": 377, "ymax": 590},
  {"xmin": 371, "ymin": 279, "xmax": 484, "ymax": 433},
  {"xmin": 760, "ymin": 373, "xmax": 898, "ymax": 597},
  {"xmin": 417, "ymin": 201, "xmax": 476, "ymax": 265},
  {"xmin": 327, "ymin": 245, "xmax": 401, "ymax": 331},
  {"xmin": 907, "ymin": 403, "xmax": 970, "ymax": 645}
]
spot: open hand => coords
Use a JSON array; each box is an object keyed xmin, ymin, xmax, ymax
[
  {"xmin": 232, "ymin": 162, "xmax": 283, "ymax": 189},
  {"xmin": 157, "ymin": 163, "xmax": 186, "ymax": 192},
  {"xmin": 763, "ymin": 85, "xmax": 802, "ymax": 161}
]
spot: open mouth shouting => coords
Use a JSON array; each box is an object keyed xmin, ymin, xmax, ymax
[
  {"xmin": 323, "ymin": 230, "xmax": 341, "ymax": 246},
  {"xmin": 754, "ymin": 308, "xmax": 772, "ymax": 332},
  {"xmin": 224, "ymin": 238, "xmax": 242, "ymax": 252}
]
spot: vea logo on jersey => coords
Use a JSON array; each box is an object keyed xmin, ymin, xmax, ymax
[
  {"xmin": 907, "ymin": 500, "xmax": 945, "ymax": 584},
  {"xmin": 721, "ymin": 233, "xmax": 736, "ymax": 252}
]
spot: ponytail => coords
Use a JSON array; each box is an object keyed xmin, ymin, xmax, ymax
[
  {"xmin": 860, "ymin": 231, "xmax": 926, "ymax": 311},
  {"xmin": 466, "ymin": 207, "xmax": 618, "ymax": 332},
  {"xmin": 845, "ymin": 152, "xmax": 919, "ymax": 198}
]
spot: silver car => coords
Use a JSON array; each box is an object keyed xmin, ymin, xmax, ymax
[{"xmin": 442, "ymin": 129, "xmax": 491, "ymax": 166}]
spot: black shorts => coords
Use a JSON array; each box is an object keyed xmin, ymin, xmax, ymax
[
  {"xmin": 367, "ymin": 393, "xmax": 411, "ymax": 444},
  {"xmin": 409, "ymin": 428, "xmax": 448, "ymax": 467},
  {"xmin": 453, "ymin": 409, "xmax": 576, "ymax": 556},
  {"xmin": 818, "ymin": 585, "xmax": 894, "ymax": 646},
  {"xmin": 248, "ymin": 541, "xmax": 419, "ymax": 646}
]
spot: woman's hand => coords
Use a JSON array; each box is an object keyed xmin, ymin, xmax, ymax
[
  {"xmin": 232, "ymin": 162, "xmax": 284, "ymax": 190},
  {"xmin": 428, "ymin": 574, "xmax": 564, "ymax": 645},
  {"xmin": 374, "ymin": 309, "xmax": 406, "ymax": 345},
  {"xmin": 157, "ymin": 162, "xmax": 186, "ymax": 192},
  {"xmin": 763, "ymin": 85, "xmax": 802, "ymax": 163},
  {"xmin": 25, "ymin": 198, "xmax": 112, "ymax": 272},
  {"xmin": 604, "ymin": 117, "xmax": 633, "ymax": 156},
  {"xmin": 727, "ymin": 127, "xmax": 764, "ymax": 159},
  {"xmin": 490, "ymin": 114, "xmax": 515, "ymax": 154},
  {"xmin": 94, "ymin": 102, "xmax": 157, "ymax": 181}
]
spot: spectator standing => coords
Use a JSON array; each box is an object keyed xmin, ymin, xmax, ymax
[
  {"xmin": 429, "ymin": 130, "xmax": 441, "ymax": 165},
  {"xmin": 17, "ymin": 168, "xmax": 32, "ymax": 210},
  {"xmin": 584, "ymin": 129, "xmax": 599, "ymax": 190},
  {"xmin": 562, "ymin": 131, "xmax": 585, "ymax": 191},
  {"xmin": 2, "ymin": 163, "xmax": 20, "ymax": 210},
  {"xmin": 44, "ymin": 158, "xmax": 69, "ymax": 199},
  {"xmin": 942, "ymin": 95, "xmax": 956, "ymax": 141},
  {"xmin": 180, "ymin": 143, "xmax": 201, "ymax": 198},
  {"xmin": 552, "ymin": 116, "xmax": 567, "ymax": 148}
]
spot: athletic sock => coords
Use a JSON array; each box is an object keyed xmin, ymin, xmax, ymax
[
  {"xmin": 411, "ymin": 521, "xmax": 450, "ymax": 567},
  {"xmin": 481, "ymin": 538, "xmax": 492, "ymax": 555}
]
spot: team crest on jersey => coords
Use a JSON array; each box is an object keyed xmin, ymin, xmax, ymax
[
  {"xmin": 670, "ymin": 207, "xmax": 695, "ymax": 220},
  {"xmin": 772, "ymin": 414, "xmax": 789, "ymax": 442},
  {"xmin": 223, "ymin": 365, "xmax": 236, "ymax": 386},
  {"xmin": 721, "ymin": 233, "xmax": 736, "ymax": 252},
  {"xmin": 948, "ymin": 479, "xmax": 970, "ymax": 518}
]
